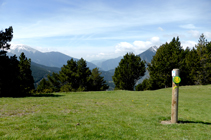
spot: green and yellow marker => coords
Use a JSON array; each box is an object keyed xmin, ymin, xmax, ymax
[{"xmin": 173, "ymin": 76, "xmax": 181, "ymax": 84}]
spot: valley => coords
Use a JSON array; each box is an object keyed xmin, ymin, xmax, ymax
[{"xmin": 8, "ymin": 45, "xmax": 157, "ymax": 90}]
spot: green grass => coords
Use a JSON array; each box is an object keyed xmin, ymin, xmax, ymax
[{"xmin": 0, "ymin": 85, "xmax": 211, "ymax": 140}]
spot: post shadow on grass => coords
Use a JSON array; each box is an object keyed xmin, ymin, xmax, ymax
[
  {"xmin": 178, "ymin": 120, "xmax": 211, "ymax": 125},
  {"xmin": 159, "ymin": 116, "xmax": 211, "ymax": 125}
]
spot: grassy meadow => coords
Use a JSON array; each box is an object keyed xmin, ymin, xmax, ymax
[{"xmin": 0, "ymin": 85, "xmax": 211, "ymax": 139}]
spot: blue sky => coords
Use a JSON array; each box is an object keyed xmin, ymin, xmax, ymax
[{"xmin": 1, "ymin": 0, "xmax": 211, "ymax": 61}]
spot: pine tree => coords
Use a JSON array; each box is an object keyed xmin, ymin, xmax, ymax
[
  {"xmin": 37, "ymin": 78, "xmax": 52, "ymax": 93},
  {"xmin": 0, "ymin": 26, "xmax": 13, "ymax": 55},
  {"xmin": 195, "ymin": 34, "xmax": 211, "ymax": 84},
  {"xmin": 19, "ymin": 52, "xmax": 35, "ymax": 95},
  {"xmin": 76, "ymin": 58, "xmax": 92, "ymax": 91},
  {"xmin": 181, "ymin": 47, "xmax": 201, "ymax": 85},
  {"xmin": 0, "ymin": 26, "xmax": 19, "ymax": 97},
  {"xmin": 59, "ymin": 58, "xmax": 78, "ymax": 91},
  {"xmin": 148, "ymin": 37, "xmax": 185, "ymax": 89},
  {"xmin": 47, "ymin": 73, "xmax": 61, "ymax": 92},
  {"xmin": 112, "ymin": 53, "xmax": 145, "ymax": 90},
  {"xmin": 90, "ymin": 68, "xmax": 109, "ymax": 91}
]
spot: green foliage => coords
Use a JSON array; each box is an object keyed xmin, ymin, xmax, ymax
[
  {"xmin": 38, "ymin": 58, "xmax": 109, "ymax": 92},
  {"xmin": 76, "ymin": 58, "xmax": 92, "ymax": 91},
  {"xmin": 58, "ymin": 58, "xmax": 92, "ymax": 91},
  {"xmin": 36, "ymin": 78, "xmax": 52, "ymax": 93},
  {"xmin": 0, "ymin": 26, "xmax": 14, "ymax": 96},
  {"xmin": 19, "ymin": 52, "xmax": 35, "ymax": 95},
  {"xmin": 59, "ymin": 58, "xmax": 78, "ymax": 90},
  {"xmin": 90, "ymin": 68, "xmax": 109, "ymax": 91},
  {"xmin": 60, "ymin": 83, "xmax": 76, "ymax": 92},
  {"xmin": 47, "ymin": 73, "xmax": 61, "ymax": 92},
  {"xmin": 42, "ymin": 88, "xmax": 53, "ymax": 94},
  {"xmin": 0, "ymin": 55, "xmax": 21, "ymax": 96},
  {"xmin": 195, "ymin": 34, "xmax": 211, "ymax": 85},
  {"xmin": 0, "ymin": 26, "xmax": 13, "ymax": 54},
  {"xmin": 147, "ymin": 37, "xmax": 185, "ymax": 89},
  {"xmin": 181, "ymin": 47, "xmax": 200, "ymax": 85},
  {"xmin": 135, "ymin": 78, "xmax": 150, "ymax": 91},
  {"xmin": 0, "ymin": 26, "xmax": 34, "ymax": 97},
  {"xmin": 113, "ymin": 53, "xmax": 145, "ymax": 90}
]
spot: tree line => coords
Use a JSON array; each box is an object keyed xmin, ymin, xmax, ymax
[
  {"xmin": 136, "ymin": 34, "xmax": 211, "ymax": 91},
  {"xmin": 0, "ymin": 26, "xmax": 34, "ymax": 97},
  {"xmin": 1, "ymin": 26, "xmax": 210, "ymax": 96},
  {"xmin": 37, "ymin": 58, "xmax": 109, "ymax": 93},
  {"xmin": 0, "ymin": 26, "xmax": 109, "ymax": 97}
]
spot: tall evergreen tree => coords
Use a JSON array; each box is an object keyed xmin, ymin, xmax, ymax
[
  {"xmin": 37, "ymin": 78, "xmax": 52, "ymax": 92},
  {"xmin": 112, "ymin": 53, "xmax": 145, "ymax": 90},
  {"xmin": 47, "ymin": 73, "xmax": 61, "ymax": 92},
  {"xmin": 0, "ymin": 26, "xmax": 13, "ymax": 55},
  {"xmin": 195, "ymin": 34, "xmax": 211, "ymax": 84},
  {"xmin": 0, "ymin": 55, "xmax": 20, "ymax": 96},
  {"xmin": 181, "ymin": 47, "xmax": 201, "ymax": 85},
  {"xmin": 19, "ymin": 52, "xmax": 35, "ymax": 95},
  {"xmin": 90, "ymin": 68, "xmax": 109, "ymax": 91},
  {"xmin": 59, "ymin": 58, "xmax": 78, "ymax": 91},
  {"xmin": 76, "ymin": 58, "xmax": 92, "ymax": 91},
  {"xmin": 0, "ymin": 26, "xmax": 19, "ymax": 97},
  {"xmin": 148, "ymin": 37, "xmax": 185, "ymax": 89}
]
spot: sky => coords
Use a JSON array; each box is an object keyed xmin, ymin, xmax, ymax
[{"xmin": 1, "ymin": 0, "xmax": 211, "ymax": 61}]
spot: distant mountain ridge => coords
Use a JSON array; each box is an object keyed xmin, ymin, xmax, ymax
[
  {"xmin": 8, "ymin": 44, "xmax": 98, "ymax": 70},
  {"xmin": 93, "ymin": 46, "xmax": 158, "ymax": 71},
  {"xmin": 7, "ymin": 44, "xmax": 157, "ymax": 90}
]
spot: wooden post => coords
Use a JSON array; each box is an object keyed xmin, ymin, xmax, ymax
[{"xmin": 171, "ymin": 69, "xmax": 180, "ymax": 123}]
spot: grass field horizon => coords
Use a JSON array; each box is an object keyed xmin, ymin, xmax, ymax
[{"xmin": 0, "ymin": 85, "xmax": 210, "ymax": 139}]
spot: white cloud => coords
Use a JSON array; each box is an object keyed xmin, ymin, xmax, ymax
[
  {"xmin": 180, "ymin": 24, "xmax": 196, "ymax": 29},
  {"xmin": 115, "ymin": 37, "xmax": 161, "ymax": 55},
  {"xmin": 158, "ymin": 27, "xmax": 164, "ymax": 31},
  {"xmin": 115, "ymin": 42, "xmax": 134, "ymax": 53},
  {"xmin": 151, "ymin": 37, "xmax": 160, "ymax": 43},
  {"xmin": 188, "ymin": 30, "xmax": 200, "ymax": 38},
  {"xmin": 181, "ymin": 41, "xmax": 197, "ymax": 49},
  {"xmin": 204, "ymin": 32, "xmax": 211, "ymax": 39}
]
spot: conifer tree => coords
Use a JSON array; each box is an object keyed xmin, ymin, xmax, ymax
[
  {"xmin": 59, "ymin": 58, "xmax": 78, "ymax": 91},
  {"xmin": 47, "ymin": 73, "xmax": 61, "ymax": 92},
  {"xmin": 37, "ymin": 78, "xmax": 52, "ymax": 92},
  {"xmin": 195, "ymin": 34, "xmax": 211, "ymax": 84},
  {"xmin": 18, "ymin": 52, "xmax": 35, "ymax": 95},
  {"xmin": 76, "ymin": 58, "xmax": 92, "ymax": 91},
  {"xmin": 112, "ymin": 53, "xmax": 145, "ymax": 90},
  {"xmin": 90, "ymin": 68, "xmax": 109, "ymax": 91},
  {"xmin": 0, "ymin": 26, "xmax": 13, "ymax": 55},
  {"xmin": 148, "ymin": 37, "xmax": 185, "ymax": 89}
]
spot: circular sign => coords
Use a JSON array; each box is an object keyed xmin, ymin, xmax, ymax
[{"xmin": 173, "ymin": 76, "xmax": 181, "ymax": 84}]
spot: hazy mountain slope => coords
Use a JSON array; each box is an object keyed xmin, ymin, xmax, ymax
[
  {"xmin": 97, "ymin": 56, "xmax": 123, "ymax": 71},
  {"xmin": 30, "ymin": 62, "xmax": 60, "ymax": 83},
  {"xmin": 93, "ymin": 46, "xmax": 157, "ymax": 71},
  {"xmin": 8, "ymin": 44, "xmax": 98, "ymax": 70}
]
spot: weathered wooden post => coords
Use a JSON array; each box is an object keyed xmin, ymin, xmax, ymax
[{"xmin": 171, "ymin": 69, "xmax": 181, "ymax": 123}]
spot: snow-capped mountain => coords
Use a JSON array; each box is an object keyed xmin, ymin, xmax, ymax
[
  {"xmin": 8, "ymin": 44, "xmax": 38, "ymax": 54},
  {"xmin": 150, "ymin": 46, "xmax": 158, "ymax": 53},
  {"xmin": 137, "ymin": 46, "xmax": 157, "ymax": 63},
  {"xmin": 7, "ymin": 44, "xmax": 98, "ymax": 69}
]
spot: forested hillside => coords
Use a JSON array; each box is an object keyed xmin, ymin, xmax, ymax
[{"xmin": 136, "ymin": 35, "xmax": 211, "ymax": 91}]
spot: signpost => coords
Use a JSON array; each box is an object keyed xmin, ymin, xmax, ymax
[{"xmin": 171, "ymin": 69, "xmax": 180, "ymax": 123}]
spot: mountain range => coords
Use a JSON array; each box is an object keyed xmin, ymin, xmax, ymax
[
  {"xmin": 7, "ymin": 44, "xmax": 158, "ymax": 90},
  {"xmin": 7, "ymin": 44, "xmax": 97, "ymax": 70}
]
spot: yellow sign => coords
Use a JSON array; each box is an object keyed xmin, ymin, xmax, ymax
[{"xmin": 173, "ymin": 76, "xmax": 181, "ymax": 84}]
